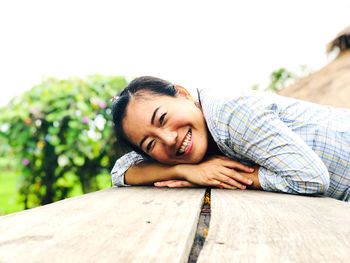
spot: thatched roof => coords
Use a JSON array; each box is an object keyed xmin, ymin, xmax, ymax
[
  {"xmin": 327, "ymin": 26, "xmax": 350, "ymax": 54},
  {"xmin": 278, "ymin": 26, "xmax": 350, "ymax": 108}
]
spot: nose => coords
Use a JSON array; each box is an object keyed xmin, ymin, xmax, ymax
[{"xmin": 158, "ymin": 129, "xmax": 177, "ymax": 147}]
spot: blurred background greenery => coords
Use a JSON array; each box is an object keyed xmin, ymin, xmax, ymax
[
  {"xmin": 0, "ymin": 68, "xmax": 308, "ymax": 215},
  {"xmin": 0, "ymin": 75, "xmax": 127, "ymax": 215}
]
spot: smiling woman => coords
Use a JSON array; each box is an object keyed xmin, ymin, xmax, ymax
[
  {"xmin": 111, "ymin": 76, "xmax": 350, "ymax": 202},
  {"xmin": 122, "ymin": 85, "xmax": 208, "ymax": 164},
  {"xmin": 111, "ymin": 76, "xmax": 255, "ymax": 189}
]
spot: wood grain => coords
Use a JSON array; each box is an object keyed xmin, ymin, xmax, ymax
[
  {"xmin": 198, "ymin": 190, "xmax": 350, "ymax": 263},
  {"xmin": 0, "ymin": 187, "xmax": 205, "ymax": 263}
]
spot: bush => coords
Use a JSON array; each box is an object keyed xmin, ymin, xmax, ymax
[{"xmin": 0, "ymin": 75, "xmax": 127, "ymax": 209}]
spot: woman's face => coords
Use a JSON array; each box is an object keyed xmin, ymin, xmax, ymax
[{"xmin": 122, "ymin": 90, "xmax": 208, "ymax": 165}]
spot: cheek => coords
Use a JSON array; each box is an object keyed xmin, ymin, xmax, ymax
[
  {"xmin": 150, "ymin": 148, "xmax": 178, "ymax": 165},
  {"xmin": 150, "ymin": 147, "xmax": 168, "ymax": 162}
]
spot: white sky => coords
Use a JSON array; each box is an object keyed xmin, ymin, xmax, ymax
[{"xmin": 0, "ymin": 0, "xmax": 349, "ymax": 106}]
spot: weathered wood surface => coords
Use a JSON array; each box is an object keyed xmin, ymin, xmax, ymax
[
  {"xmin": 0, "ymin": 187, "xmax": 205, "ymax": 263},
  {"xmin": 198, "ymin": 190, "xmax": 350, "ymax": 263}
]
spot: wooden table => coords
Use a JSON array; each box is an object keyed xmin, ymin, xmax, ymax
[{"xmin": 1, "ymin": 187, "xmax": 350, "ymax": 262}]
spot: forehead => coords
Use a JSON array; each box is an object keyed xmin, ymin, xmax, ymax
[{"xmin": 127, "ymin": 93, "xmax": 174, "ymax": 113}]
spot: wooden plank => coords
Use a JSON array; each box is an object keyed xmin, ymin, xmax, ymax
[
  {"xmin": 0, "ymin": 187, "xmax": 205, "ymax": 263},
  {"xmin": 198, "ymin": 190, "xmax": 350, "ymax": 263}
]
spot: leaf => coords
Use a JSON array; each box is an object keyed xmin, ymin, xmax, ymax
[
  {"xmin": 100, "ymin": 155, "xmax": 109, "ymax": 167},
  {"xmin": 48, "ymin": 126, "xmax": 60, "ymax": 135},
  {"xmin": 73, "ymin": 156, "xmax": 85, "ymax": 166},
  {"xmin": 68, "ymin": 120, "xmax": 80, "ymax": 129},
  {"xmin": 49, "ymin": 135, "xmax": 60, "ymax": 146}
]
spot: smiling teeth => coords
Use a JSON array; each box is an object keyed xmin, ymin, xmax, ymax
[{"xmin": 178, "ymin": 131, "xmax": 192, "ymax": 154}]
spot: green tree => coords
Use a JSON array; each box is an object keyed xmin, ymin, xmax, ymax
[
  {"xmin": 252, "ymin": 65, "xmax": 313, "ymax": 92},
  {"xmin": 0, "ymin": 75, "xmax": 127, "ymax": 209},
  {"xmin": 266, "ymin": 68, "xmax": 296, "ymax": 92}
]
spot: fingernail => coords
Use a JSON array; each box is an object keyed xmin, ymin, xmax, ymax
[
  {"xmin": 249, "ymin": 168, "xmax": 254, "ymax": 172},
  {"xmin": 248, "ymin": 179, "xmax": 253, "ymax": 184}
]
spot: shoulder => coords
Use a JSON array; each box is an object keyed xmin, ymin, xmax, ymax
[
  {"xmin": 197, "ymin": 88, "xmax": 226, "ymax": 140},
  {"xmin": 198, "ymin": 88, "xmax": 275, "ymax": 110},
  {"xmin": 198, "ymin": 88, "xmax": 270, "ymax": 122},
  {"xmin": 198, "ymin": 88, "xmax": 303, "ymax": 139},
  {"xmin": 197, "ymin": 88, "xmax": 262, "ymax": 141}
]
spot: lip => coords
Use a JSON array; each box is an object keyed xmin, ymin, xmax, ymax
[
  {"xmin": 176, "ymin": 128, "xmax": 192, "ymax": 156},
  {"xmin": 184, "ymin": 136, "xmax": 193, "ymax": 155}
]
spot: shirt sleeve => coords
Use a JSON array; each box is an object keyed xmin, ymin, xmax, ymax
[
  {"xmin": 223, "ymin": 96, "xmax": 330, "ymax": 195},
  {"xmin": 110, "ymin": 151, "xmax": 148, "ymax": 186}
]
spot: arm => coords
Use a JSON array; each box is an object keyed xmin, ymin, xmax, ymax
[
  {"xmin": 125, "ymin": 161, "xmax": 182, "ymax": 185},
  {"xmin": 155, "ymin": 165, "xmax": 262, "ymax": 189},
  {"xmin": 239, "ymin": 167, "xmax": 261, "ymax": 189},
  {"xmin": 111, "ymin": 151, "xmax": 186, "ymax": 186},
  {"xmin": 153, "ymin": 155, "xmax": 255, "ymax": 189},
  {"xmin": 225, "ymin": 96, "xmax": 329, "ymax": 195},
  {"xmin": 112, "ymin": 152, "xmax": 254, "ymax": 188},
  {"xmin": 128, "ymin": 156, "xmax": 255, "ymax": 188},
  {"xmin": 111, "ymin": 151, "xmax": 148, "ymax": 186}
]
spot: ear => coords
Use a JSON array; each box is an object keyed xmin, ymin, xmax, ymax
[{"xmin": 175, "ymin": 85, "xmax": 193, "ymax": 100}]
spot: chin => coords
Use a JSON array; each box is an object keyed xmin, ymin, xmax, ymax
[
  {"xmin": 156, "ymin": 145, "xmax": 208, "ymax": 165},
  {"xmin": 185, "ymin": 147, "xmax": 207, "ymax": 164},
  {"xmin": 191, "ymin": 153, "xmax": 206, "ymax": 164}
]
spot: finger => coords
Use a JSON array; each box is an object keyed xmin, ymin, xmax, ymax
[
  {"xmin": 168, "ymin": 181, "xmax": 195, "ymax": 188},
  {"xmin": 230, "ymin": 169, "xmax": 254, "ymax": 185},
  {"xmin": 166, "ymin": 180, "xmax": 197, "ymax": 188},
  {"xmin": 219, "ymin": 167, "xmax": 253, "ymax": 186},
  {"xmin": 155, "ymin": 180, "xmax": 197, "ymax": 188},
  {"xmin": 154, "ymin": 180, "xmax": 177, "ymax": 187},
  {"xmin": 218, "ymin": 157, "xmax": 255, "ymax": 173},
  {"xmin": 217, "ymin": 173, "xmax": 247, "ymax": 189},
  {"xmin": 154, "ymin": 182, "xmax": 166, "ymax": 187},
  {"xmin": 212, "ymin": 180, "xmax": 238, "ymax": 190},
  {"xmin": 215, "ymin": 169, "xmax": 249, "ymax": 189}
]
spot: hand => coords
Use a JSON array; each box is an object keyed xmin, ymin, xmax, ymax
[
  {"xmin": 239, "ymin": 166, "xmax": 261, "ymax": 189},
  {"xmin": 177, "ymin": 155, "xmax": 255, "ymax": 189},
  {"xmin": 154, "ymin": 180, "xmax": 199, "ymax": 188}
]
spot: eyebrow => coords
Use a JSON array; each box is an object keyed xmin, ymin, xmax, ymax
[
  {"xmin": 139, "ymin": 106, "xmax": 160, "ymax": 149},
  {"xmin": 151, "ymin": 106, "xmax": 160, "ymax": 125}
]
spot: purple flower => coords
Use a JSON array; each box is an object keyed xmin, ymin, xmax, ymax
[
  {"xmin": 99, "ymin": 101, "xmax": 107, "ymax": 109},
  {"xmin": 22, "ymin": 158, "xmax": 29, "ymax": 166},
  {"xmin": 83, "ymin": 117, "xmax": 89, "ymax": 124}
]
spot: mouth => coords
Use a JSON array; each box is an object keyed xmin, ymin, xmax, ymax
[{"xmin": 176, "ymin": 128, "xmax": 192, "ymax": 156}]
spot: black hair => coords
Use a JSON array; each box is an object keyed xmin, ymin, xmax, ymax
[{"xmin": 112, "ymin": 76, "xmax": 177, "ymax": 155}]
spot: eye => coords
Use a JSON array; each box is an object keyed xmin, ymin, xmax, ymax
[
  {"xmin": 146, "ymin": 139, "xmax": 154, "ymax": 152},
  {"xmin": 159, "ymin": 113, "xmax": 167, "ymax": 125}
]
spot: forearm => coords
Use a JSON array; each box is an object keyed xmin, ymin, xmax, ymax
[
  {"xmin": 124, "ymin": 161, "xmax": 184, "ymax": 185},
  {"xmin": 125, "ymin": 156, "xmax": 258, "ymax": 189}
]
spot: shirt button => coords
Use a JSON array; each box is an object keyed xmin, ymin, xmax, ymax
[{"xmin": 233, "ymin": 145, "xmax": 239, "ymax": 152}]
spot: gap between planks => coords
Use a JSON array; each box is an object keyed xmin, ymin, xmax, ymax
[{"xmin": 187, "ymin": 188, "xmax": 211, "ymax": 263}]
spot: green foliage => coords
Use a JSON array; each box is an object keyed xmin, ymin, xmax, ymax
[
  {"xmin": 0, "ymin": 75, "xmax": 127, "ymax": 209},
  {"xmin": 253, "ymin": 65, "xmax": 313, "ymax": 92},
  {"xmin": 0, "ymin": 170, "xmax": 25, "ymax": 215},
  {"xmin": 266, "ymin": 68, "xmax": 296, "ymax": 92}
]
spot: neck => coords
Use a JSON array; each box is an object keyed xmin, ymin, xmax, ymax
[
  {"xmin": 197, "ymin": 98, "xmax": 221, "ymax": 159},
  {"xmin": 204, "ymin": 128, "xmax": 221, "ymax": 159}
]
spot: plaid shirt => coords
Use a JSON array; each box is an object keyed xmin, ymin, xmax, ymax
[{"xmin": 111, "ymin": 89, "xmax": 350, "ymax": 201}]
